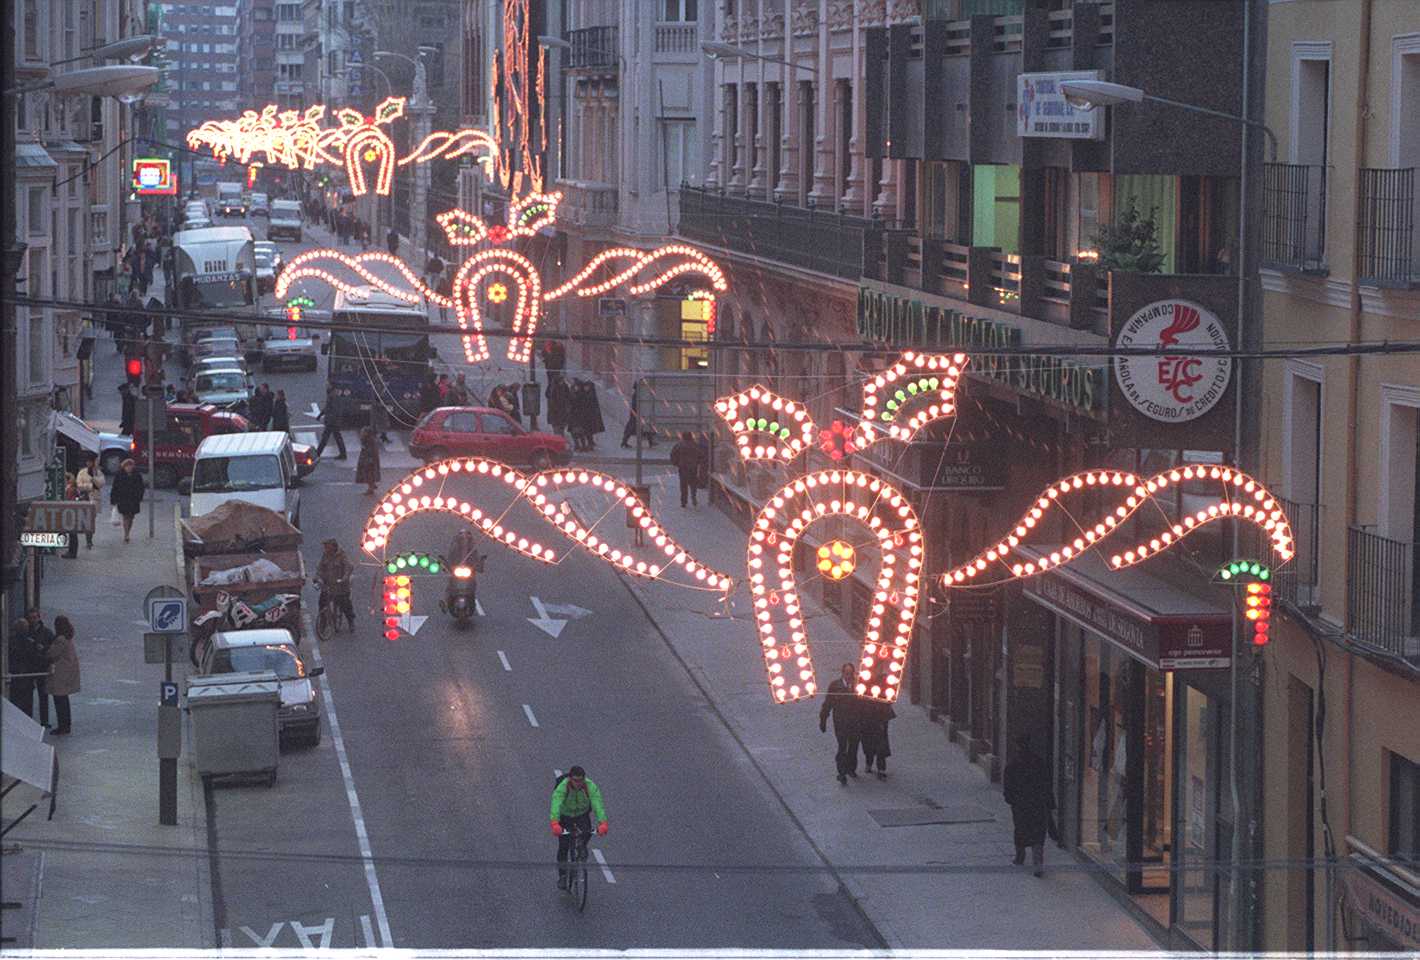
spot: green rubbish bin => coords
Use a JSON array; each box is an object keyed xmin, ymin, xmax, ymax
[{"xmin": 186, "ymin": 671, "xmax": 281, "ymax": 786}]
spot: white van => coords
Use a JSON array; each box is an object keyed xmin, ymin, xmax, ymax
[{"xmin": 190, "ymin": 432, "xmax": 301, "ymax": 528}]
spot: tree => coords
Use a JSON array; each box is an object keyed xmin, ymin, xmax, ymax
[{"xmin": 1092, "ymin": 198, "xmax": 1166, "ymax": 274}]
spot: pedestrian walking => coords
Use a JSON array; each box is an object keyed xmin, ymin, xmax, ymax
[
  {"xmin": 75, "ymin": 454, "xmax": 103, "ymax": 549},
  {"xmin": 818, "ymin": 663, "xmax": 864, "ymax": 784},
  {"xmin": 356, "ymin": 426, "xmax": 382, "ymax": 495},
  {"xmin": 620, "ymin": 380, "xmax": 656, "ymax": 448},
  {"xmin": 1003, "ymin": 734, "xmax": 1055, "ymax": 877},
  {"xmin": 249, "ymin": 383, "xmax": 274, "ymax": 429},
  {"xmin": 545, "ymin": 374, "xmax": 570, "ymax": 437},
  {"xmin": 419, "ymin": 374, "xmax": 442, "ymax": 415},
  {"xmin": 45, "ymin": 616, "xmax": 80, "ymax": 735},
  {"xmin": 270, "ymin": 389, "xmax": 290, "ymax": 433},
  {"xmin": 670, "ymin": 431, "xmax": 706, "ymax": 508},
  {"xmin": 859, "ymin": 699, "xmax": 896, "ymax": 780},
  {"xmin": 25, "ymin": 609, "xmax": 55, "ymax": 728},
  {"xmin": 118, "ymin": 382, "xmax": 136, "ymax": 435},
  {"xmin": 6, "ymin": 618, "xmax": 42, "ymax": 722},
  {"xmin": 568, "ymin": 380, "xmax": 605, "ymax": 451},
  {"xmin": 110, "ymin": 458, "xmax": 146, "ymax": 543},
  {"xmin": 315, "ymin": 399, "xmax": 347, "ymax": 459}
]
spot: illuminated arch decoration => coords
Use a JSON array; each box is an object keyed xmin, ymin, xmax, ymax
[
  {"xmin": 940, "ymin": 465, "xmax": 1295, "ymax": 587},
  {"xmin": 713, "ymin": 385, "xmax": 815, "ymax": 462},
  {"xmin": 360, "ymin": 458, "xmax": 734, "ymax": 592},
  {"xmin": 274, "ymin": 191, "xmax": 729, "ymax": 365},
  {"xmin": 184, "ymin": 97, "xmax": 498, "ymax": 195},
  {"xmin": 749, "ymin": 469, "xmax": 924, "ymax": 704},
  {"xmin": 491, "ymin": 0, "xmax": 546, "ymax": 194}
]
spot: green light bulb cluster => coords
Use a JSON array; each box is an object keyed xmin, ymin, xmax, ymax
[
  {"xmin": 752, "ymin": 416, "xmax": 791, "ymax": 440},
  {"xmin": 385, "ymin": 552, "xmax": 442, "ymax": 575},
  {"xmin": 882, "ymin": 377, "xmax": 943, "ymax": 422},
  {"xmin": 1218, "ymin": 560, "xmax": 1270, "ymax": 581}
]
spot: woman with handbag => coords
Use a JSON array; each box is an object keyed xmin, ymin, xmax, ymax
[{"xmin": 75, "ymin": 454, "xmax": 103, "ymax": 549}]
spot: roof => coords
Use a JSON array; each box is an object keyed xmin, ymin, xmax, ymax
[
  {"xmin": 195, "ymin": 431, "xmax": 291, "ymax": 458},
  {"xmin": 173, "ymin": 225, "xmax": 253, "ymax": 245},
  {"xmin": 210, "ymin": 627, "xmax": 296, "ymax": 649},
  {"xmin": 333, "ymin": 285, "xmax": 425, "ymax": 313}
]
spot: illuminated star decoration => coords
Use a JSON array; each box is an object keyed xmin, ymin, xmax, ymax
[
  {"xmin": 275, "ymin": 191, "xmax": 728, "ymax": 365},
  {"xmin": 360, "ymin": 458, "xmax": 734, "ymax": 592},
  {"xmin": 185, "ymin": 98, "xmax": 498, "ymax": 196}
]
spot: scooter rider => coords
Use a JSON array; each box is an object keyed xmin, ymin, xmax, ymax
[{"xmin": 446, "ymin": 529, "xmax": 483, "ymax": 610}]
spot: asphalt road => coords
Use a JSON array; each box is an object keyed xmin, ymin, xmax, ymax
[{"xmin": 201, "ymin": 215, "xmax": 882, "ymax": 950}]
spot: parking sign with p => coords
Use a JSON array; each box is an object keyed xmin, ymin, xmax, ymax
[{"xmin": 149, "ymin": 597, "xmax": 187, "ymax": 634}]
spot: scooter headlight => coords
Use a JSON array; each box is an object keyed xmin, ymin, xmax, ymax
[{"xmin": 453, "ymin": 566, "xmax": 472, "ymax": 578}]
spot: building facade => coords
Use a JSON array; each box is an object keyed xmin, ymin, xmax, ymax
[
  {"xmin": 274, "ymin": 0, "xmax": 305, "ymax": 107},
  {"xmin": 1257, "ymin": 0, "xmax": 1420, "ymax": 952},
  {"xmin": 236, "ymin": 0, "xmax": 276, "ymax": 112},
  {"xmin": 159, "ymin": 0, "xmax": 240, "ymax": 152}
]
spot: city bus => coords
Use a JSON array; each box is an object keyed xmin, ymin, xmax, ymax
[{"xmin": 327, "ymin": 286, "xmax": 435, "ymax": 427}]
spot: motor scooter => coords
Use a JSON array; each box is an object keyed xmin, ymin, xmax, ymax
[{"xmin": 441, "ymin": 553, "xmax": 484, "ymax": 626}]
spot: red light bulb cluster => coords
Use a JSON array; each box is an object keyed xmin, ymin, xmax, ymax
[
  {"xmin": 382, "ymin": 574, "xmax": 411, "ymax": 640},
  {"xmin": 1245, "ymin": 582, "xmax": 1271, "ymax": 645}
]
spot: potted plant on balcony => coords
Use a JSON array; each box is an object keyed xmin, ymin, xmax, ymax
[{"xmin": 1091, "ymin": 198, "xmax": 1165, "ymax": 274}]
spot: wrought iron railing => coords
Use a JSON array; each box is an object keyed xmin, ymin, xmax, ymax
[
  {"xmin": 1347, "ymin": 525, "xmax": 1420, "ymax": 665},
  {"xmin": 677, "ymin": 186, "xmax": 873, "ymax": 281},
  {"xmin": 1262, "ymin": 163, "xmax": 1327, "ymax": 273},
  {"xmin": 1273, "ymin": 497, "xmax": 1319, "ymax": 609},
  {"xmin": 1357, "ymin": 167, "xmax": 1416, "ymax": 285},
  {"xmin": 567, "ymin": 25, "xmax": 618, "ymax": 70}
]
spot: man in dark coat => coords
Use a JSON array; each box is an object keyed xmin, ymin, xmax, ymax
[
  {"xmin": 818, "ymin": 663, "xmax": 864, "ymax": 784},
  {"xmin": 249, "ymin": 384, "xmax": 274, "ymax": 430},
  {"xmin": 270, "ymin": 390, "xmax": 290, "ymax": 433},
  {"xmin": 6, "ymin": 619, "xmax": 42, "ymax": 720},
  {"xmin": 545, "ymin": 374, "xmax": 570, "ymax": 436},
  {"xmin": 859, "ymin": 698, "xmax": 896, "ymax": 780},
  {"xmin": 419, "ymin": 375, "xmax": 442, "ymax": 415},
  {"xmin": 314, "ymin": 393, "xmax": 347, "ymax": 459},
  {"xmin": 1003, "ymin": 734, "xmax": 1055, "ymax": 876},
  {"xmin": 386, "ymin": 228, "xmax": 399, "ymax": 256},
  {"xmin": 25, "ymin": 608, "xmax": 54, "ymax": 727},
  {"xmin": 669, "ymin": 432, "xmax": 706, "ymax": 508},
  {"xmin": 118, "ymin": 383, "xmax": 137, "ymax": 435}
]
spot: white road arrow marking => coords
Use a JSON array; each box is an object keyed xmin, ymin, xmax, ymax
[
  {"xmin": 398, "ymin": 614, "xmax": 428, "ymax": 636},
  {"xmin": 522, "ymin": 704, "xmax": 539, "ymax": 727},
  {"xmin": 526, "ymin": 596, "xmax": 566, "ymax": 638},
  {"xmin": 476, "ymin": 599, "xmax": 485, "ymax": 616},
  {"xmin": 497, "ymin": 650, "xmax": 511, "ymax": 671},
  {"xmin": 307, "ymin": 403, "xmax": 322, "ymax": 418},
  {"xmin": 542, "ymin": 601, "xmax": 592, "ymax": 620}
]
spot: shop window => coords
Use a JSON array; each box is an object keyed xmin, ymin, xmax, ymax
[
  {"xmin": 971, "ymin": 164, "xmax": 1020, "ymax": 254},
  {"xmin": 1081, "ymin": 637, "xmax": 1130, "ymax": 882},
  {"xmin": 1178, "ymin": 176, "xmax": 1239, "ymax": 274},
  {"xmin": 1392, "ymin": 752, "xmax": 1420, "ymax": 863}
]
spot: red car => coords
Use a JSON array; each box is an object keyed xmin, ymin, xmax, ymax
[{"xmin": 410, "ymin": 406, "xmax": 572, "ymax": 469}]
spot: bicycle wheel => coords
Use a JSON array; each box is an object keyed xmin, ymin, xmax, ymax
[
  {"xmin": 316, "ymin": 604, "xmax": 335, "ymax": 642},
  {"xmin": 575, "ymin": 861, "xmax": 588, "ymax": 912}
]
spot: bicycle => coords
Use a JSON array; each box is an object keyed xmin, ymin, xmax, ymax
[
  {"xmin": 560, "ymin": 821, "xmax": 593, "ymax": 913},
  {"xmin": 314, "ymin": 576, "xmax": 353, "ymax": 642}
]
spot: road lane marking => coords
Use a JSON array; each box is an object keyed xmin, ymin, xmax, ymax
[
  {"xmin": 477, "ymin": 599, "xmax": 485, "ymax": 616},
  {"xmin": 309, "ymin": 636, "xmax": 394, "ymax": 948},
  {"xmin": 497, "ymin": 650, "xmax": 511, "ymax": 671},
  {"xmin": 522, "ymin": 704, "xmax": 539, "ymax": 727},
  {"xmin": 593, "ymin": 848, "xmax": 616, "ymax": 884},
  {"xmin": 359, "ymin": 914, "xmax": 377, "ymax": 948}
]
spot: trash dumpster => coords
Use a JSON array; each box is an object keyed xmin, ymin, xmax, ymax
[{"xmin": 186, "ymin": 671, "xmax": 280, "ymax": 786}]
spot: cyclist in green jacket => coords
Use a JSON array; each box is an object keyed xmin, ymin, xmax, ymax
[{"xmin": 550, "ymin": 765, "xmax": 609, "ymax": 890}]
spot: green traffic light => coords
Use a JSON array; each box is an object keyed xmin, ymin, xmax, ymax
[
  {"xmin": 1220, "ymin": 568, "xmax": 1232, "ymax": 580},
  {"xmin": 386, "ymin": 562, "xmax": 397, "ymax": 573},
  {"xmin": 428, "ymin": 562, "xmax": 440, "ymax": 574},
  {"xmin": 395, "ymin": 556, "xmax": 407, "ymax": 568},
  {"xmin": 1259, "ymin": 568, "xmax": 1270, "ymax": 581},
  {"xmin": 1250, "ymin": 562, "xmax": 1261, "ymax": 575},
  {"xmin": 418, "ymin": 555, "xmax": 430, "ymax": 568}
]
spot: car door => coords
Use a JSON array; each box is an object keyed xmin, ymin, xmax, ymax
[
  {"xmin": 441, "ymin": 411, "xmax": 481, "ymax": 456},
  {"xmin": 476, "ymin": 411, "xmax": 526, "ymax": 463}
]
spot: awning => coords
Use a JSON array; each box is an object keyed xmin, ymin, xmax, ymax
[
  {"xmin": 50, "ymin": 411, "xmax": 100, "ymax": 454},
  {"xmin": 1020, "ymin": 545, "xmax": 1234, "ymax": 670}
]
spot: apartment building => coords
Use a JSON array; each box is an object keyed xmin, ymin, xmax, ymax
[
  {"xmin": 680, "ymin": 0, "xmax": 1282, "ymax": 949},
  {"xmin": 274, "ymin": 0, "xmax": 304, "ymax": 107},
  {"xmin": 159, "ymin": 1, "xmax": 239, "ymax": 148},
  {"xmin": 236, "ymin": 0, "xmax": 276, "ymax": 111},
  {"xmin": 1257, "ymin": 1, "xmax": 1420, "ymax": 952}
]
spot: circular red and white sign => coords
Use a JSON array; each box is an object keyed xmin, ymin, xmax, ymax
[{"xmin": 1114, "ymin": 299, "xmax": 1232, "ymax": 423}]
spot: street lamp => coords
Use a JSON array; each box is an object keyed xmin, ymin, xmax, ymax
[
  {"xmin": 701, "ymin": 41, "xmax": 815, "ymax": 73},
  {"xmin": 4, "ymin": 64, "xmax": 161, "ymax": 98},
  {"xmin": 1059, "ymin": 79, "xmax": 1277, "ymax": 161},
  {"xmin": 374, "ymin": 49, "xmax": 436, "ymax": 260},
  {"xmin": 52, "ymin": 34, "xmax": 159, "ymax": 66}
]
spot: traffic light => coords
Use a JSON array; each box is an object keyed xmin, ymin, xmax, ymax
[
  {"xmin": 1245, "ymin": 582, "xmax": 1272, "ymax": 645},
  {"xmin": 384, "ymin": 552, "xmax": 441, "ymax": 575},
  {"xmin": 382, "ymin": 573, "xmax": 411, "ymax": 640},
  {"xmin": 1216, "ymin": 559, "xmax": 1271, "ymax": 583},
  {"xmin": 285, "ymin": 303, "xmax": 302, "ymax": 340},
  {"xmin": 125, "ymin": 356, "xmax": 144, "ymax": 386}
]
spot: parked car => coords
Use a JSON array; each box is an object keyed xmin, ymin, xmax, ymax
[
  {"xmin": 248, "ymin": 193, "xmax": 270, "ymax": 218},
  {"xmin": 192, "ymin": 367, "xmax": 253, "ymax": 412},
  {"xmin": 192, "ymin": 336, "xmax": 244, "ymax": 365},
  {"xmin": 266, "ymin": 200, "xmax": 303, "ymax": 242},
  {"xmin": 198, "ymin": 628, "xmax": 322, "ymax": 746},
  {"xmin": 183, "ymin": 215, "xmax": 212, "ymax": 231},
  {"xmin": 409, "ymin": 406, "xmax": 571, "ymax": 469},
  {"xmin": 51, "ymin": 410, "xmax": 132, "ymax": 475}
]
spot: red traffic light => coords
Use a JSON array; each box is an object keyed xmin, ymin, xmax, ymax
[
  {"xmin": 125, "ymin": 357, "xmax": 144, "ymax": 383},
  {"xmin": 1245, "ymin": 582, "xmax": 1272, "ymax": 645},
  {"xmin": 287, "ymin": 326, "xmax": 299, "ymax": 340}
]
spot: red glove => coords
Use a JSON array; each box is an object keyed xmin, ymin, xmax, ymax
[
  {"xmin": 550, "ymin": 821, "xmax": 563, "ymax": 836},
  {"xmin": 596, "ymin": 821, "xmax": 609, "ymax": 836}
]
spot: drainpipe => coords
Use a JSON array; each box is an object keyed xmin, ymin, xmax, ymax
[{"xmin": 1338, "ymin": 1, "xmax": 1374, "ymax": 950}]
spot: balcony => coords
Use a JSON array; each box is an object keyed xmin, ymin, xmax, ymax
[
  {"xmin": 556, "ymin": 180, "xmax": 619, "ymax": 230},
  {"xmin": 1357, "ymin": 167, "xmax": 1418, "ymax": 287},
  {"xmin": 566, "ymin": 25, "xmax": 618, "ymax": 73},
  {"xmin": 1262, "ymin": 163, "xmax": 1327, "ymax": 274},
  {"xmin": 677, "ymin": 187, "xmax": 874, "ymax": 281},
  {"xmin": 1273, "ymin": 497, "xmax": 1319, "ymax": 610},
  {"xmin": 1347, "ymin": 526, "xmax": 1420, "ymax": 667},
  {"xmin": 654, "ymin": 23, "xmax": 696, "ymax": 56}
]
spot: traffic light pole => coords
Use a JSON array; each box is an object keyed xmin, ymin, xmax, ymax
[{"xmin": 147, "ymin": 395, "xmax": 156, "ymax": 538}]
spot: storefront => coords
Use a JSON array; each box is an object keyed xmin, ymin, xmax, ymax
[
  {"xmin": 1021, "ymin": 548, "xmax": 1237, "ymax": 950},
  {"xmin": 1341, "ymin": 841, "xmax": 1420, "ymax": 953}
]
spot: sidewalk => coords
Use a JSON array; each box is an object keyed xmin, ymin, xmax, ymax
[
  {"xmin": 0, "ymin": 499, "xmax": 216, "ymax": 949},
  {"xmin": 592, "ymin": 469, "xmax": 1158, "ymax": 951}
]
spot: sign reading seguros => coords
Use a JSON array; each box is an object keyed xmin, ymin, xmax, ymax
[{"xmin": 1114, "ymin": 299, "xmax": 1232, "ymax": 423}]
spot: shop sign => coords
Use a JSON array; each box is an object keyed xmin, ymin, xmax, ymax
[
  {"xmin": 857, "ymin": 288, "xmax": 1105, "ymax": 415},
  {"xmin": 930, "ymin": 443, "xmax": 1006, "ymax": 491},
  {"xmin": 1343, "ymin": 859, "xmax": 1420, "ymax": 952},
  {"xmin": 1017, "ymin": 71, "xmax": 1106, "ymax": 140},
  {"xmin": 1025, "ymin": 573, "xmax": 1231, "ymax": 671},
  {"xmin": 19, "ymin": 532, "xmax": 67, "ymax": 548},
  {"xmin": 1114, "ymin": 299, "xmax": 1232, "ymax": 423},
  {"xmin": 24, "ymin": 500, "xmax": 97, "ymax": 535}
]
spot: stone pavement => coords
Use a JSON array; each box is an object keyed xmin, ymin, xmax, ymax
[{"xmin": 593, "ymin": 467, "xmax": 1159, "ymax": 951}]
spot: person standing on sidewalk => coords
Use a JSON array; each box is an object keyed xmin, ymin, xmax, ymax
[
  {"xmin": 45, "ymin": 616, "xmax": 80, "ymax": 735},
  {"xmin": 25, "ymin": 609, "xmax": 55, "ymax": 728},
  {"xmin": 7, "ymin": 619, "xmax": 42, "ymax": 721},
  {"xmin": 1003, "ymin": 734, "xmax": 1055, "ymax": 877},
  {"xmin": 75, "ymin": 454, "xmax": 104, "ymax": 549},
  {"xmin": 670, "ymin": 432, "xmax": 706, "ymax": 508},
  {"xmin": 110, "ymin": 458, "xmax": 146, "ymax": 543},
  {"xmin": 859, "ymin": 698, "xmax": 896, "ymax": 780},
  {"xmin": 356, "ymin": 426, "xmax": 382, "ymax": 495},
  {"xmin": 270, "ymin": 390, "xmax": 290, "ymax": 434},
  {"xmin": 819, "ymin": 663, "xmax": 864, "ymax": 784},
  {"xmin": 249, "ymin": 384, "xmax": 274, "ymax": 430}
]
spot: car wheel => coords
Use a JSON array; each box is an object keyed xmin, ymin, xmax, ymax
[
  {"xmin": 530, "ymin": 450, "xmax": 552, "ymax": 471},
  {"xmin": 154, "ymin": 464, "xmax": 179, "ymax": 489},
  {"xmin": 100, "ymin": 450, "xmax": 124, "ymax": 475},
  {"xmin": 309, "ymin": 722, "xmax": 322, "ymax": 747},
  {"xmin": 425, "ymin": 447, "xmax": 449, "ymax": 463}
]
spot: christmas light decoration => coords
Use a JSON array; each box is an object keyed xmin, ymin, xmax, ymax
[
  {"xmin": 276, "ymin": 191, "xmax": 726, "ymax": 365},
  {"xmin": 940, "ymin": 466, "xmax": 1294, "ymax": 588},
  {"xmin": 816, "ymin": 541, "xmax": 856, "ymax": 580},
  {"xmin": 818, "ymin": 419, "xmax": 858, "ymax": 462},
  {"xmin": 713, "ymin": 385, "xmax": 815, "ymax": 462},
  {"xmin": 360, "ymin": 458, "xmax": 734, "ymax": 591},
  {"xmin": 1216, "ymin": 559, "xmax": 1271, "ymax": 583},
  {"xmin": 382, "ymin": 574, "xmax": 411, "ymax": 640},
  {"xmin": 491, "ymin": 0, "xmax": 546, "ymax": 194},
  {"xmin": 1246, "ymin": 581, "xmax": 1272, "ymax": 645},
  {"xmin": 385, "ymin": 551, "xmax": 442, "ymax": 575},
  {"xmin": 750, "ymin": 469, "xmax": 922, "ymax": 704},
  {"xmin": 856, "ymin": 351, "xmax": 968, "ymax": 448}
]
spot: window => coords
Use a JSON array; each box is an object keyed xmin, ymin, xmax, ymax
[
  {"xmin": 478, "ymin": 413, "xmax": 518, "ymax": 435},
  {"xmin": 67, "ymin": 208, "xmax": 78, "ymax": 256},
  {"xmin": 662, "ymin": 0, "xmax": 696, "ymax": 21},
  {"xmin": 1392, "ymin": 752, "xmax": 1420, "ymax": 863},
  {"xmin": 28, "ymin": 189, "xmax": 45, "ymax": 235},
  {"xmin": 29, "ymin": 315, "xmax": 46, "ymax": 385},
  {"xmin": 23, "ymin": 0, "xmax": 40, "ymax": 59},
  {"xmin": 659, "ymin": 119, "xmax": 698, "ymax": 188}
]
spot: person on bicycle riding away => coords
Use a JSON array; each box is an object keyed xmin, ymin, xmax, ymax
[
  {"xmin": 550, "ymin": 765, "xmax": 608, "ymax": 889},
  {"xmin": 316, "ymin": 538, "xmax": 356, "ymax": 628}
]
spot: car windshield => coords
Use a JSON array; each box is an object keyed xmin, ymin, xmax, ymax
[
  {"xmin": 179, "ymin": 277, "xmax": 250, "ymax": 309},
  {"xmin": 196, "ymin": 372, "xmax": 246, "ymax": 393},
  {"xmin": 198, "ymin": 340, "xmax": 240, "ymax": 355},
  {"xmin": 272, "ymin": 203, "xmax": 300, "ymax": 218},
  {"xmin": 192, "ymin": 454, "xmax": 282, "ymax": 492},
  {"xmin": 196, "ymin": 327, "xmax": 238, "ymax": 341},
  {"xmin": 211, "ymin": 644, "xmax": 303, "ymax": 680},
  {"xmin": 254, "ymin": 250, "xmax": 274, "ymax": 267}
]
